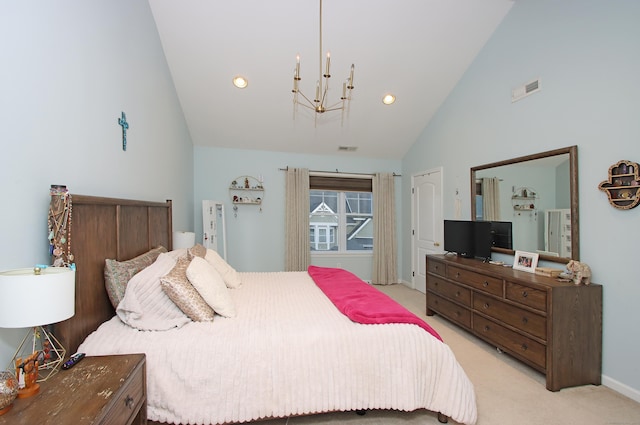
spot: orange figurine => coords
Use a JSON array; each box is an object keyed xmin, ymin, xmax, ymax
[{"xmin": 16, "ymin": 352, "xmax": 40, "ymax": 398}]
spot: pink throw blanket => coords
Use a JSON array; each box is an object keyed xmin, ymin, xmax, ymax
[{"xmin": 308, "ymin": 266, "xmax": 442, "ymax": 341}]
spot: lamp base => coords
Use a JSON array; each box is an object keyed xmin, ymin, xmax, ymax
[
  {"xmin": 8, "ymin": 326, "xmax": 66, "ymax": 383},
  {"xmin": 17, "ymin": 383, "xmax": 40, "ymax": 399}
]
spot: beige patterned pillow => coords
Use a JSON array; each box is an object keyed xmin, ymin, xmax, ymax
[
  {"xmin": 104, "ymin": 246, "xmax": 167, "ymax": 308},
  {"xmin": 188, "ymin": 243, "xmax": 206, "ymax": 259},
  {"xmin": 161, "ymin": 256, "xmax": 215, "ymax": 322}
]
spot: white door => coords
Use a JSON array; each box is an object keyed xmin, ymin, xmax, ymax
[{"xmin": 412, "ymin": 168, "xmax": 443, "ymax": 293}]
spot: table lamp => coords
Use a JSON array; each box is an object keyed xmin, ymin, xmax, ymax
[
  {"xmin": 173, "ymin": 231, "xmax": 196, "ymax": 249},
  {"xmin": 0, "ymin": 266, "xmax": 75, "ymax": 397}
]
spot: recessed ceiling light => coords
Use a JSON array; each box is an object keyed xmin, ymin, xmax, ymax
[
  {"xmin": 382, "ymin": 94, "xmax": 396, "ymax": 105},
  {"xmin": 232, "ymin": 76, "xmax": 248, "ymax": 89}
]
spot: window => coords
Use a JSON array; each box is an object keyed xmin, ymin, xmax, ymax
[{"xmin": 309, "ymin": 178, "xmax": 373, "ymax": 252}]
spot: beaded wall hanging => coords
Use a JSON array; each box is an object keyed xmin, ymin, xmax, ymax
[{"xmin": 48, "ymin": 185, "xmax": 74, "ymax": 267}]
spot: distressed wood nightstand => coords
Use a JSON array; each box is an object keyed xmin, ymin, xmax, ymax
[{"xmin": 0, "ymin": 354, "xmax": 146, "ymax": 425}]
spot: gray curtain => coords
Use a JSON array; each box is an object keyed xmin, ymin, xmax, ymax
[
  {"xmin": 285, "ymin": 168, "xmax": 310, "ymax": 271},
  {"xmin": 372, "ymin": 173, "xmax": 397, "ymax": 285},
  {"xmin": 482, "ymin": 177, "xmax": 501, "ymax": 221}
]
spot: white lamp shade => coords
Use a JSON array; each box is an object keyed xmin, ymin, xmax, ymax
[
  {"xmin": 0, "ymin": 267, "xmax": 75, "ymax": 328},
  {"xmin": 173, "ymin": 231, "xmax": 196, "ymax": 249}
]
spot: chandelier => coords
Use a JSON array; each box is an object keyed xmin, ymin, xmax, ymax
[{"xmin": 292, "ymin": 0, "xmax": 354, "ymax": 125}]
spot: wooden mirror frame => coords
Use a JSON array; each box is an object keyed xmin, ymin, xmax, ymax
[{"xmin": 470, "ymin": 146, "xmax": 579, "ymax": 264}]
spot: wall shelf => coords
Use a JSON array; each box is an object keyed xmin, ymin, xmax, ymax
[
  {"xmin": 229, "ymin": 175, "xmax": 264, "ymax": 216},
  {"xmin": 598, "ymin": 160, "xmax": 640, "ymax": 210},
  {"xmin": 511, "ymin": 187, "xmax": 538, "ymax": 213}
]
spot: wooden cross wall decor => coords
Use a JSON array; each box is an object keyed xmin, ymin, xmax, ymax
[{"xmin": 118, "ymin": 111, "xmax": 129, "ymax": 151}]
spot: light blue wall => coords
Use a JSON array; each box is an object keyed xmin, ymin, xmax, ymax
[
  {"xmin": 193, "ymin": 146, "xmax": 401, "ymax": 278},
  {"xmin": 401, "ymin": 0, "xmax": 640, "ymax": 400},
  {"xmin": 0, "ymin": 2, "xmax": 193, "ymax": 372}
]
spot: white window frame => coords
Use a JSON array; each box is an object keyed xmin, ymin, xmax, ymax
[{"xmin": 310, "ymin": 190, "xmax": 372, "ymax": 254}]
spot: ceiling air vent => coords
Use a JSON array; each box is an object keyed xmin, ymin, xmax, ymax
[
  {"xmin": 511, "ymin": 78, "xmax": 541, "ymax": 103},
  {"xmin": 338, "ymin": 146, "xmax": 358, "ymax": 152}
]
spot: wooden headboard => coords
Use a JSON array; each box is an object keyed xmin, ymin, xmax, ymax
[{"xmin": 54, "ymin": 195, "xmax": 173, "ymax": 355}]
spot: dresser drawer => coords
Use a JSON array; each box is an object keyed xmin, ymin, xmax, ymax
[
  {"xmin": 473, "ymin": 315, "xmax": 546, "ymax": 370},
  {"xmin": 427, "ymin": 259, "xmax": 446, "ymax": 277},
  {"xmin": 427, "ymin": 276, "xmax": 471, "ymax": 307},
  {"xmin": 427, "ymin": 293, "xmax": 471, "ymax": 328},
  {"xmin": 473, "ymin": 292, "xmax": 546, "ymax": 340},
  {"xmin": 506, "ymin": 281, "xmax": 547, "ymax": 311},
  {"xmin": 100, "ymin": 360, "xmax": 146, "ymax": 425},
  {"xmin": 447, "ymin": 266, "xmax": 503, "ymax": 297}
]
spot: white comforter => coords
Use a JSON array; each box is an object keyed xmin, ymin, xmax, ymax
[{"xmin": 79, "ymin": 271, "xmax": 477, "ymax": 425}]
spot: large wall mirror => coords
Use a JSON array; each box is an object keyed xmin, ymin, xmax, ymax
[{"xmin": 470, "ymin": 146, "xmax": 579, "ymax": 264}]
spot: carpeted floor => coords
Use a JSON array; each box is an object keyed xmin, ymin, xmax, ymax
[{"xmin": 251, "ymin": 284, "xmax": 640, "ymax": 425}]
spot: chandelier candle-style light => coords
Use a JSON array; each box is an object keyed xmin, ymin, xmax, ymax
[{"xmin": 292, "ymin": 0, "xmax": 354, "ymax": 125}]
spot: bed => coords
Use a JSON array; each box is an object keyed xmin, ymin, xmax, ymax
[{"xmin": 54, "ymin": 195, "xmax": 477, "ymax": 425}]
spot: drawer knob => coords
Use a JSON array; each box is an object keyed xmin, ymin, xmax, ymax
[
  {"xmin": 455, "ymin": 291, "xmax": 460, "ymax": 297},
  {"xmin": 456, "ymin": 272, "xmax": 461, "ymax": 278},
  {"xmin": 455, "ymin": 311, "xmax": 460, "ymax": 317},
  {"xmin": 482, "ymin": 281, "xmax": 489, "ymax": 287},
  {"xmin": 483, "ymin": 303, "xmax": 490, "ymax": 310},
  {"xmin": 521, "ymin": 343, "xmax": 528, "ymax": 351},
  {"xmin": 484, "ymin": 325, "xmax": 490, "ymax": 332},
  {"xmin": 522, "ymin": 317, "xmax": 528, "ymax": 324},
  {"xmin": 522, "ymin": 291, "xmax": 528, "ymax": 298},
  {"xmin": 125, "ymin": 395, "xmax": 135, "ymax": 409}
]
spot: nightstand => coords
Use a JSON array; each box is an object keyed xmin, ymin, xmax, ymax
[{"xmin": 0, "ymin": 354, "xmax": 146, "ymax": 425}]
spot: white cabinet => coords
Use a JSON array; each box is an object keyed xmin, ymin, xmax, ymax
[
  {"xmin": 202, "ymin": 200, "xmax": 227, "ymax": 260},
  {"xmin": 544, "ymin": 209, "xmax": 571, "ymax": 258}
]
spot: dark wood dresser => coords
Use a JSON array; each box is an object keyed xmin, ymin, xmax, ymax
[
  {"xmin": 426, "ymin": 254, "xmax": 602, "ymax": 391},
  {"xmin": 0, "ymin": 354, "xmax": 146, "ymax": 425}
]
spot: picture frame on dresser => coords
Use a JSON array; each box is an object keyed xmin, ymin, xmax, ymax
[{"xmin": 513, "ymin": 250, "xmax": 538, "ymax": 273}]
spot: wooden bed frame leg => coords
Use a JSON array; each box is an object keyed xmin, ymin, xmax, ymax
[{"xmin": 437, "ymin": 412, "xmax": 449, "ymax": 423}]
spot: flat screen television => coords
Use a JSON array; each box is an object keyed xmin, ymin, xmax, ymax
[
  {"xmin": 473, "ymin": 220, "xmax": 493, "ymax": 260},
  {"xmin": 443, "ymin": 220, "xmax": 475, "ymax": 258},
  {"xmin": 490, "ymin": 221, "xmax": 513, "ymax": 250},
  {"xmin": 444, "ymin": 220, "xmax": 494, "ymax": 260}
]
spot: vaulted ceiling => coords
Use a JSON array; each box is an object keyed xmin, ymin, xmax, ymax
[{"xmin": 149, "ymin": 0, "xmax": 513, "ymax": 159}]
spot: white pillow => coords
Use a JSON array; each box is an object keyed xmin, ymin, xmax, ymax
[
  {"xmin": 204, "ymin": 249, "xmax": 242, "ymax": 288},
  {"xmin": 116, "ymin": 253, "xmax": 191, "ymax": 330},
  {"xmin": 186, "ymin": 257, "xmax": 237, "ymax": 318}
]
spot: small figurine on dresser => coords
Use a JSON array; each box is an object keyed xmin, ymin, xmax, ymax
[{"xmin": 566, "ymin": 260, "xmax": 592, "ymax": 285}]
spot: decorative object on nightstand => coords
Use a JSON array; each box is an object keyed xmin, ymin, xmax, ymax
[
  {"xmin": 598, "ymin": 160, "xmax": 640, "ymax": 210},
  {"xmin": 0, "ymin": 266, "xmax": 75, "ymax": 385},
  {"xmin": 0, "ymin": 371, "xmax": 19, "ymax": 415}
]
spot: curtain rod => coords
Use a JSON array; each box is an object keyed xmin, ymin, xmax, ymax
[{"xmin": 279, "ymin": 167, "xmax": 401, "ymax": 177}]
